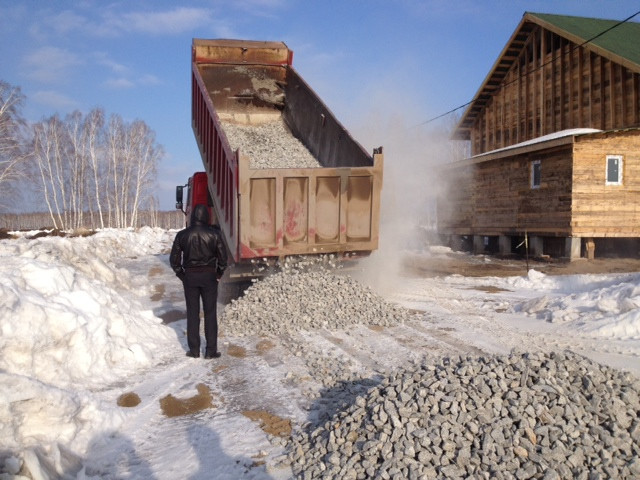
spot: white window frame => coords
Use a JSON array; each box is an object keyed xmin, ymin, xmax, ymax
[
  {"xmin": 531, "ymin": 160, "xmax": 541, "ymax": 189},
  {"xmin": 606, "ymin": 155, "xmax": 623, "ymax": 186}
]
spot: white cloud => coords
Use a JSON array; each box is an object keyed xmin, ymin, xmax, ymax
[
  {"xmin": 24, "ymin": 5, "xmax": 214, "ymax": 38},
  {"xmin": 115, "ymin": 7, "xmax": 214, "ymax": 35},
  {"xmin": 139, "ymin": 74, "xmax": 161, "ymax": 86},
  {"xmin": 94, "ymin": 52, "xmax": 130, "ymax": 75},
  {"xmin": 232, "ymin": 0, "xmax": 286, "ymax": 17},
  {"xmin": 0, "ymin": 3, "xmax": 28, "ymax": 35},
  {"xmin": 23, "ymin": 4, "xmax": 265, "ymax": 39},
  {"xmin": 21, "ymin": 46, "xmax": 83, "ymax": 84},
  {"xmin": 102, "ymin": 74, "xmax": 160, "ymax": 90},
  {"xmin": 103, "ymin": 78, "xmax": 135, "ymax": 89},
  {"xmin": 32, "ymin": 90, "xmax": 80, "ymax": 111},
  {"xmin": 49, "ymin": 10, "xmax": 87, "ymax": 35}
]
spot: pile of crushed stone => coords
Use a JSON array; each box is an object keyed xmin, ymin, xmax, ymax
[
  {"xmin": 286, "ymin": 350, "xmax": 640, "ymax": 479},
  {"xmin": 222, "ymin": 119, "xmax": 321, "ymax": 169},
  {"xmin": 220, "ymin": 266, "xmax": 413, "ymax": 337}
]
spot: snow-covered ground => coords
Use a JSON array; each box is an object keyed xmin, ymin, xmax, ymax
[{"xmin": 1, "ymin": 228, "xmax": 639, "ymax": 479}]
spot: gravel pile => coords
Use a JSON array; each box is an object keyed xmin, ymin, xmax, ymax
[
  {"xmin": 287, "ymin": 351, "xmax": 640, "ymax": 479},
  {"xmin": 220, "ymin": 264, "xmax": 413, "ymax": 337},
  {"xmin": 222, "ymin": 119, "xmax": 321, "ymax": 169}
]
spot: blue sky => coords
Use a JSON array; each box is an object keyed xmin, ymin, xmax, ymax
[{"xmin": 1, "ymin": 0, "xmax": 639, "ymax": 211}]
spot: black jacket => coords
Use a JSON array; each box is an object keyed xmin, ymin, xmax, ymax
[{"xmin": 170, "ymin": 204, "xmax": 228, "ymax": 277}]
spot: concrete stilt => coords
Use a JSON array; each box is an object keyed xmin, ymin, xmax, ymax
[
  {"xmin": 528, "ymin": 236, "xmax": 544, "ymax": 257},
  {"xmin": 473, "ymin": 235, "xmax": 485, "ymax": 254},
  {"xmin": 498, "ymin": 236, "xmax": 511, "ymax": 255},
  {"xmin": 565, "ymin": 237, "xmax": 581, "ymax": 260},
  {"xmin": 449, "ymin": 235, "xmax": 463, "ymax": 251}
]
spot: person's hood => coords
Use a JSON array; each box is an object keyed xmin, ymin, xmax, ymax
[{"xmin": 191, "ymin": 204, "xmax": 210, "ymax": 225}]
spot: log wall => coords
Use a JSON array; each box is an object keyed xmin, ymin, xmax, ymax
[
  {"xmin": 572, "ymin": 130, "xmax": 640, "ymax": 236},
  {"xmin": 438, "ymin": 145, "xmax": 573, "ymax": 236},
  {"xmin": 437, "ymin": 164, "xmax": 475, "ymax": 235}
]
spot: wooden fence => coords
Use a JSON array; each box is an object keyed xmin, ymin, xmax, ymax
[{"xmin": 0, "ymin": 211, "xmax": 186, "ymax": 231}]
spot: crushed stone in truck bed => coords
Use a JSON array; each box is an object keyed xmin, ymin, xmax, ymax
[{"xmin": 222, "ymin": 119, "xmax": 321, "ymax": 169}]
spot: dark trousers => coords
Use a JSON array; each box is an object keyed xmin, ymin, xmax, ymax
[{"xmin": 183, "ymin": 270, "xmax": 219, "ymax": 355}]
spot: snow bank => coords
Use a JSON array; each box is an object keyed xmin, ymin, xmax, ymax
[
  {"xmin": 0, "ymin": 373, "xmax": 124, "ymax": 452},
  {"xmin": 511, "ymin": 270, "xmax": 640, "ymax": 339},
  {"xmin": 0, "ymin": 228, "xmax": 176, "ymax": 454}
]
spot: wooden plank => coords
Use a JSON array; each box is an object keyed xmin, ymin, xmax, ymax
[
  {"xmin": 588, "ymin": 52, "xmax": 596, "ymax": 128},
  {"xmin": 560, "ymin": 38, "xmax": 565, "ymax": 130},
  {"xmin": 578, "ymin": 48, "xmax": 583, "ymax": 126},
  {"xmin": 621, "ymin": 65, "xmax": 626, "ymax": 126},
  {"xmin": 609, "ymin": 60, "xmax": 615, "ymax": 129},
  {"xmin": 517, "ymin": 57, "xmax": 522, "ymax": 143},
  {"xmin": 491, "ymin": 94, "xmax": 496, "ymax": 151},
  {"xmin": 541, "ymin": 29, "xmax": 547, "ymax": 135},
  {"xmin": 485, "ymin": 101, "xmax": 489, "ymax": 152},
  {"xmin": 525, "ymin": 48, "xmax": 530, "ymax": 140},
  {"xmin": 631, "ymin": 73, "xmax": 640, "ymax": 125},
  {"xmin": 600, "ymin": 56, "xmax": 606, "ymax": 129},
  {"xmin": 531, "ymin": 36, "xmax": 535, "ymax": 139},
  {"xmin": 501, "ymin": 88, "xmax": 505, "ymax": 148}
]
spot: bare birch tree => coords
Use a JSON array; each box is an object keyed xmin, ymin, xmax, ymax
[
  {"xmin": 106, "ymin": 114, "xmax": 122, "ymax": 227},
  {"xmin": 85, "ymin": 108, "xmax": 105, "ymax": 228},
  {"xmin": 105, "ymin": 115, "xmax": 161, "ymax": 228},
  {"xmin": 32, "ymin": 116, "xmax": 69, "ymax": 228},
  {"xmin": 0, "ymin": 81, "xmax": 28, "ymax": 211},
  {"xmin": 30, "ymin": 106, "xmax": 162, "ymax": 229},
  {"xmin": 128, "ymin": 120, "xmax": 161, "ymax": 228},
  {"xmin": 65, "ymin": 111, "xmax": 88, "ymax": 228}
]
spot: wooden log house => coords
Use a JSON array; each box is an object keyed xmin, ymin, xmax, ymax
[{"xmin": 439, "ymin": 12, "xmax": 640, "ymax": 259}]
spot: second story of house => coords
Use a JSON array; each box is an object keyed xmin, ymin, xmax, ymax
[{"xmin": 453, "ymin": 12, "xmax": 640, "ymax": 156}]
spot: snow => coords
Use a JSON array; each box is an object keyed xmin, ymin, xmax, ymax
[
  {"xmin": 472, "ymin": 127, "xmax": 602, "ymax": 159},
  {"xmin": 511, "ymin": 270, "xmax": 640, "ymax": 338},
  {"xmin": 0, "ymin": 229, "xmax": 639, "ymax": 478}
]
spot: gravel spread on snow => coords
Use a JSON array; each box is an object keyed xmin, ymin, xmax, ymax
[
  {"xmin": 220, "ymin": 264, "xmax": 414, "ymax": 337},
  {"xmin": 286, "ymin": 350, "xmax": 640, "ymax": 479},
  {"xmin": 222, "ymin": 119, "xmax": 321, "ymax": 169}
]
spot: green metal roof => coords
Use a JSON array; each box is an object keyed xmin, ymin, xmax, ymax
[{"xmin": 529, "ymin": 12, "xmax": 640, "ymax": 68}]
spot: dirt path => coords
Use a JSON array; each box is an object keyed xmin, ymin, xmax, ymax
[{"xmin": 404, "ymin": 251, "xmax": 640, "ymax": 278}]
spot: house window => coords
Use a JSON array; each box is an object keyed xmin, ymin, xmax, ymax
[
  {"xmin": 606, "ymin": 155, "xmax": 623, "ymax": 185},
  {"xmin": 531, "ymin": 160, "xmax": 541, "ymax": 189}
]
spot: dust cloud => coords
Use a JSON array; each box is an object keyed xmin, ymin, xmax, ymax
[{"xmin": 348, "ymin": 105, "xmax": 459, "ymax": 294}]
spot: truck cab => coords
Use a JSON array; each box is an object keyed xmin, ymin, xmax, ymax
[{"xmin": 176, "ymin": 172, "xmax": 214, "ymax": 227}]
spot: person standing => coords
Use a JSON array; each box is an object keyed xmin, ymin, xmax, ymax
[{"xmin": 170, "ymin": 204, "xmax": 228, "ymax": 359}]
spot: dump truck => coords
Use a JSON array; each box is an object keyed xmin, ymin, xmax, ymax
[{"xmin": 176, "ymin": 39, "xmax": 383, "ymax": 265}]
